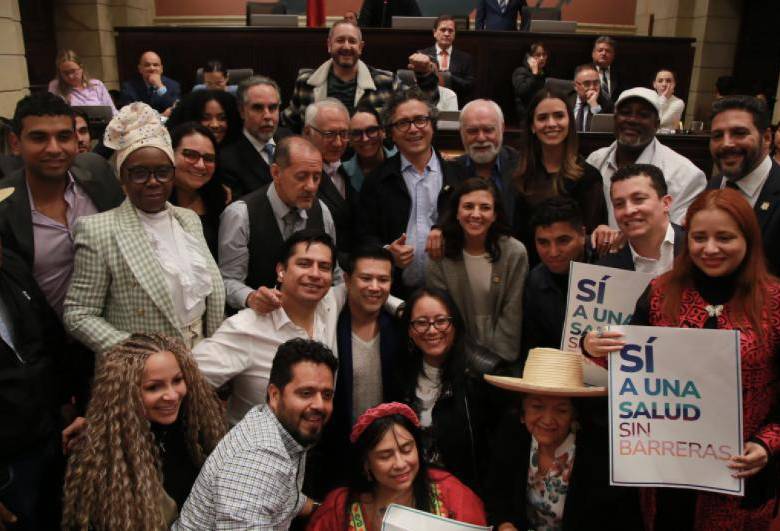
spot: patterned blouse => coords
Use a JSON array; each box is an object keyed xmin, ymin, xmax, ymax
[{"xmin": 526, "ymin": 432, "xmax": 576, "ymax": 531}]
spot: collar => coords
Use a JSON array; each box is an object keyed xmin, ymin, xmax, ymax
[
  {"xmin": 596, "ymin": 65, "xmax": 610, "ymax": 74},
  {"xmin": 324, "ymin": 160, "xmax": 342, "ymax": 177},
  {"xmin": 400, "ymin": 149, "xmax": 438, "ymax": 174},
  {"xmin": 727, "ymin": 155, "xmax": 772, "ymax": 198},
  {"xmin": 628, "ymin": 221, "xmax": 674, "ymax": 261},
  {"xmin": 29, "ymin": 171, "xmax": 77, "ymax": 213},
  {"xmin": 307, "ymin": 59, "xmax": 377, "ymax": 92},
  {"xmin": 435, "ymin": 44, "xmax": 453, "ymax": 56},
  {"xmin": 531, "ymin": 431, "xmax": 576, "ymax": 458},
  {"xmin": 605, "ymin": 137, "xmax": 657, "ymax": 171},
  {"xmin": 243, "ymin": 128, "xmax": 275, "ymax": 155},
  {"xmin": 267, "ymin": 183, "xmax": 306, "ymax": 222},
  {"xmin": 261, "ymin": 405, "xmax": 308, "ymax": 454}
]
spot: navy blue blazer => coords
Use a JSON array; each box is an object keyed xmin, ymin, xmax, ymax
[
  {"xmin": 118, "ymin": 75, "xmax": 181, "ymax": 113},
  {"xmin": 476, "ymin": 0, "xmax": 528, "ymax": 31}
]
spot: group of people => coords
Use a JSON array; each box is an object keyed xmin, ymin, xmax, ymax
[{"xmin": 0, "ymin": 13, "xmax": 779, "ymax": 531}]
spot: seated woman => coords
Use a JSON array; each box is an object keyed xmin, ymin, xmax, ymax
[
  {"xmin": 426, "ymin": 178, "xmax": 527, "ymax": 364},
  {"xmin": 513, "ymin": 89, "xmax": 608, "ymax": 267},
  {"xmin": 63, "ymin": 102, "xmax": 225, "ymax": 354},
  {"xmin": 169, "ymin": 122, "xmax": 230, "ymax": 258},
  {"xmin": 511, "ymin": 41, "xmax": 548, "ymax": 124},
  {"xmin": 307, "ymin": 402, "xmax": 487, "ymax": 530},
  {"xmin": 583, "ymin": 188, "xmax": 780, "ymax": 530},
  {"xmin": 166, "ymin": 89, "xmax": 242, "ymax": 147},
  {"xmin": 61, "ymin": 333, "xmax": 226, "ymax": 530},
  {"xmin": 484, "ymin": 347, "xmax": 643, "ymax": 530},
  {"xmin": 192, "ymin": 59, "xmax": 238, "ymax": 94},
  {"xmin": 397, "ymin": 287, "xmax": 494, "ymax": 493},
  {"xmin": 653, "ymin": 68, "xmax": 685, "ymax": 131},
  {"xmin": 48, "ymin": 49, "xmax": 117, "ymax": 114},
  {"xmin": 342, "ymin": 102, "xmax": 397, "ymax": 192}
]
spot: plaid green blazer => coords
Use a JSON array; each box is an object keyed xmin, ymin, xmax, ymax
[{"xmin": 63, "ymin": 199, "xmax": 225, "ymax": 353}]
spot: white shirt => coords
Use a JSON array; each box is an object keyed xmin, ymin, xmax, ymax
[
  {"xmin": 351, "ymin": 332, "xmax": 383, "ymax": 423},
  {"xmin": 435, "ymin": 44, "xmax": 453, "ymax": 71},
  {"xmin": 436, "ymin": 86, "xmax": 459, "ymax": 111},
  {"xmin": 629, "ymin": 221, "xmax": 676, "ymax": 277},
  {"xmin": 658, "ymin": 94, "xmax": 685, "ymax": 131},
  {"xmin": 416, "ymin": 361, "xmax": 442, "ymax": 427},
  {"xmin": 719, "ymin": 155, "xmax": 772, "ymax": 208},
  {"xmin": 193, "ymin": 285, "xmax": 346, "ymax": 425},
  {"xmin": 324, "ymin": 161, "xmax": 346, "ymax": 199},
  {"xmin": 587, "ymin": 137, "xmax": 706, "ymax": 227},
  {"xmin": 243, "ymin": 128, "xmax": 276, "ymax": 165}
]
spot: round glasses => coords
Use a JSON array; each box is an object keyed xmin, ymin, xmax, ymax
[
  {"xmin": 348, "ymin": 125, "xmax": 382, "ymax": 141},
  {"xmin": 409, "ymin": 316, "xmax": 454, "ymax": 334},
  {"xmin": 125, "ymin": 165, "xmax": 175, "ymax": 185},
  {"xmin": 390, "ymin": 115, "xmax": 431, "ymax": 132}
]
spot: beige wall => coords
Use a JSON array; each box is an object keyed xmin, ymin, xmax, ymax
[{"xmin": 0, "ymin": 0, "xmax": 28, "ymax": 117}]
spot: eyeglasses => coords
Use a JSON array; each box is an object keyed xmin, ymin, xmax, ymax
[
  {"xmin": 576, "ymin": 80, "xmax": 600, "ymax": 89},
  {"xmin": 181, "ymin": 148, "xmax": 216, "ymax": 164},
  {"xmin": 310, "ymin": 126, "xmax": 349, "ymax": 141},
  {"xmin": 348, "ymin": 126, "xmax": 382, "ymax": 141},
  {"xmin": 125, "ymin": 165, "xmax": 175, "ymax": 185},
  {"xmin": 390, "ymin": 115, "xmax": 431, "ymax": 132},
  {"xmin": 410, "ymin": 316, "xmax": 454, "ymax": 334}
]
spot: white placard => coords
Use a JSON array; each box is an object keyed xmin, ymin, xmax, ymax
[
  {"xmin": 560, "ymin": 262, "xmax": 655, "ymax": 385},
  {"xmin": 608, "ymin": 325, "xmax": 744, "ymax": 495},
  {"xmin": 381, "ymin": 504, "xmax": 491, "ymax": 531}
]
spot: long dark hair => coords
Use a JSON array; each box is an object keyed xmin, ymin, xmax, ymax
[
  {"xmin": 169, "ymin": 122, "xmax": 227, "ymax": 222},
  {"xmin": 514, "ymin": 88, "xmax": 584, "ymax": 196},
  {"xmin": 166, "ymin": 89, "xmax": 242, "ymax": 146},
  {"xmin": 440, "ymin": 178, "xmax": 511, "ymax": 262},
  {"xmin": 346, "ymin": 415, "xmax": 432, "ymax": 516}
]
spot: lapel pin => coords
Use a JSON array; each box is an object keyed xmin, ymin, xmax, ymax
[{"xmin": 760, "ymin": 202, "xmax": 770, "ymax": 211}]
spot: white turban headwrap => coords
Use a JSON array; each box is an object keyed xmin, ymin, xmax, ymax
[{"xmin": 103, "ymin": 102, "xmax": 175, "ymax": 172}]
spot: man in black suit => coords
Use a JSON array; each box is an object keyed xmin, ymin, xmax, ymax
[
  {"xmin": 303, "ymin": 99, "xmax": 358, "ymax": 264},
  {"xmin": 567, "ymin": 64, "xmax": 614, "ymax": 132},
  {"xmin": 219, "ymin": 76, "xmax": 292, "ymax": 198},
  {"xmin": 417, "ymin": 15, "xmax": 474, "ymax": 105},
  {"xmin": 357, "ymin": 0, "xmax": 421, "ymax": 28},
  {"xmin": 707, "ymin": 95, "xmax": 780, "ymax": 275},
  {"xmin": 118, "ymin": 51, "xmax": 181, "ymax": 115},
  {"xmin": 358, "ymin": 88, "xmax": 465, "ymax": 296},
  {"xmin": 598, "ymin": 163, "xmax": 684, "ymax": 273},
  {"xmin": 475, "ymin": 0, "xmax": 529, "ymax": 31},
  {"xmin": 592, "ymin": 36, "xmax": 621, "ymax": 103}
]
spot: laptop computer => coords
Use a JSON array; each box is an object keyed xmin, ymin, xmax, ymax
[
  {"xmin": 72, "ymin": 105, "xmax": 113, "ymax": 123},
  {"xmin": 248, "ymin": 14, "xmax": 298, "ymax": 27},
  {"xmin": 589, "ymin": 113, "xmax": 615, "ymax": 133},
  {"xmin": 529, "ymin": 20, "xmax": 577, "ymax": 33},
  {"xmin": 392, "ymin": 16, "xmax": 438, "ymax": 30}
]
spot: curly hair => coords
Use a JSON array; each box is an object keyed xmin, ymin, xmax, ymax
[{"xmin": 61, "ymin": 333, "xmax": 226, "ymax": 530}]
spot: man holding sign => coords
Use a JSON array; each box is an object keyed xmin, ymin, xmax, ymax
[{"xmin": 583, "ymin": 188, "xmax": 780, "ymax": 529}]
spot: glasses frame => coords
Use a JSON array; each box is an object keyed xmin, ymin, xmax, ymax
[
  {"xmin": 348, "ymin": 125, "xmax": 382, "ymax": 142},
  {"xmin": 409, "ymin": 316, "xmax": 454, "ymax": 334},
  {"xmin": 180, "ymin": 148, "xmax": 217, "ymax": 164},
  {"xmin": 390, "ymin": 115, "xmax": 432, "ymax": 132},
  {"xmin": 310, "ymin": 126, "xmax": 349, "ymax": 141},
  {"xmin": 125, "ymin": 165, "xmax": 176, "ymax": 185}
]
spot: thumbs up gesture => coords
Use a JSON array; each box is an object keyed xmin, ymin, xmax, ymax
[{"xmin": 388, "ymin": 233, "xmax": 414, "ymax": 268}]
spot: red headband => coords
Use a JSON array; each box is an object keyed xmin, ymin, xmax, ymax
[{"xmin": 349, "ymin": 402, "xmax": 421, "ymax": 443}]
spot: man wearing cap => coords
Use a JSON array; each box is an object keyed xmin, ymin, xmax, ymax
[{"xmin": 586, "ymin": 86, "xmax": 705, "ymax": 227}]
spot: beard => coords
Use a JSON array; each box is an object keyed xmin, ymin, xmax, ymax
[
  {"xmin": 715, "ymin": 147, "xmax": 762, "ymax": 180},
  {"xmin": 467, "ymin": 142, "xmax": 501, "ymax": 164}
]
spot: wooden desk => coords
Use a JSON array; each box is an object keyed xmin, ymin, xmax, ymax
[{"xmin": 115, "ymin": 27, "xmax": 695, "ymax": 126}]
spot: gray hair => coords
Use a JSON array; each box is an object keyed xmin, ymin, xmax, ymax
[
  {"xmin": 328, "ymin": 20, "xmax": 362, "ymax": 42},
  {"xmin": 237, "ymin": 75, "xmax": 281, "ymax": 107},
  {"xmin": 593, "ymin": 35, "xmax": 616, "ymax": 50},
  {"xmin": 304, "ymin": 98, "xmax": 350, "ymax": 128},
  {"xmin": 459, "ymin": 99, "xmax": 504, "ymax": 128}
]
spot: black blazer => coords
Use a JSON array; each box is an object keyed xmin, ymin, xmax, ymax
[
  {"xmin": 485, "ymin": 408, "xmax": 643, "ymax": 530},
  {"xmin": 357, "ymin": 0, "xmax": 421, "ymax": 28},
  {"xmin": 0, "ymin": 152, "xmax": 124, "ymax": 270},
  {"xmin": 707, "ymin": 161, "xmax": 780, "ymax": 276},
  {"xmin": 218, "ymin": 128, "xmax": 292, "ymax": 199},
  {"xmin": 454, "ymin": 145, "xmax": 519, "ymax": 221},
  {"xmin": 317, "ymin": 166, "xmax": 359, "ymax": 264},
  {"xmin": 594, "ymin": 64, "xmax": 622, "ymax": 103},
  {"xmin": 118, "ymin": 75, "xmax": 181, "ymax": 113},
  {"xmin": 597, "ymin": 222, "xmax": 686, "ymax": 271},
  {"xmin": 420, "ymin": 45, "xmax": 475, "ymax": 103},
  {"xmin": 475, "ymin": 0, "xmax": 528, "ymax": 31}
]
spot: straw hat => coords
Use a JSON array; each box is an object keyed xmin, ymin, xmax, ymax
[{"xmin": 485, "ymin": 348, "xmax": 607, "ymax": 397}]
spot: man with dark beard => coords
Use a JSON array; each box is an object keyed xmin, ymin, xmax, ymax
[
  {"xmin": 707, "ymin": 95, "xmax": 780, "ymax": 274},
  {"xmin": 175, "ymin": 338, "xmax": 337, "ymax": 530},
  {"xmin": 281, "ymin": 21, "xmax": 394, "ymax": 133},
  {"xmin": 586, "ymin": 87, "xmax": 705, "ymax": 228}
]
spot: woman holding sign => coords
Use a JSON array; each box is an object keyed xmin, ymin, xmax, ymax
[
  {"xmin": 584, "ymin": 188, "xmax": 780, "ymax": 530},
  {"xmin": 307, "ymin": 402, "xmax": 487, "ymax": 530}
]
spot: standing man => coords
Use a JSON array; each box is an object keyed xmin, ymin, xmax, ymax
[
  {"xmin": 587, "ymin": 87, "xmax": 705, "ymax": 227},
  {"xmin": 118, "ymin": 50, "xmax": 181, "ymax": 115},
  {"xmin": 220, "ymin": 76, "xmax": 292, "ymax": 198},
  {"xmin": 475, "ymin": 0, "xmax": 529, "ymax": 31},
  {"xmin": 418, "ymin": 15, "xmax": 474, "ymax": 104},
  {"xmin": 303, "ymin": 99, "xmax": 359, "ymax": 262},
  {"xmin": 175, "ymin": 338, "xmax": 337, "ymax": 530},
  {"xmin": 567, "ymin": 64, "xmax": 614, "ymax": 132},
  {"xmin": 282, "ymin": 21, "xmax": 394, "ymax": 133},
  {"xmin": 218, "ymin": 136, "xmax": 337, "ymax": 311},
  {"xmin": 592, "ymin": 36, "xmax": 621, "ymax": 103},
  {"xmin": 358, "ymin": 88, "xmax": 464, "ymax": 296},
  {"xmin": 707, "ymin": 95, "xmax": 780, "ymax": 275},
  {"xmin": 357, "ymin": 0, "xmax": 421, "ymax": 28}
]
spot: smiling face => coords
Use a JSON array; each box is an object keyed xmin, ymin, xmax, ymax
[
  {"xmin": 611, "ymin": 174, "xmax": 671, "ymax": 241},
  {"xmin": 200, "ymin": 99, "xmax": 227, "ymax": 144},
  {"xmin": 433, "ymin": 19, "xmax": 456, "ymax": 49},
  {"xmin": 366, "ymin": 423, "xmax": 420, "ymax": 495},
  {"xmin": 615, "ymin": 99, "xmax": 659, "ymax": 149},
  {"xmin": 521, "ymin": 394, "xmax": 574, "ymax": 450},
  {"xmin": 688, "ymin": 207, "xmax": 747, "ymax": 277},
  {"xmin": 349, "ymin": 111, "xmax": 385, "ymax": 160},
  {"xmin": 532, "ymin": 97, "xmax": 570, "ymax": 147},
  {"xmin": 535, "ymin": 221, "xmax": 586, "ymax": 275},
  {"xmin": 277, "ymin": 241, "xmax": 333, "ymax": 305},
  {"xmin": 457, "ymin": 190, "xmax": 496, "ymax": 243},
  {"xmin": 141, "ymin": 350, "xmax": 187, "ymax": 425},
  {"xmin": 174, "ymin": 132, "xmax": 215, "ymax": 193},
  {"xmin": 390, "ymin": 99, "xmax": 433, "ymax": 160},
  {"xmin": 710, "ymin": 109, "xmax": 770, "ymax": 180},
  {"xmin": 328, "ymin": 23, "xmax": 364, "ymax": 70},
  {"xmin": 305, "ymin": 105, "xmax": 350, "ymax": 163},
  {"xmin": 346, "ymin": 257, "xmax": 392, "ymax": 317},
  {"xmin": 14, "ymin": 115, "xmax": 77, "ymax": 181},
  {"xmin": 241, "ymin": 83, "xmax": 280, "ymax": 143},
  {"xmin": 409, "ymin": 295, "xmax": 455, "ymax": 367},
  {"xmin": 121, "ymin": 147, "xmax": 174, "ymax": 213},
  {"xmin": 268, "ymin": 361, "xmax": 334, "ymax": 446},
  {"xmin": 460, "ymin": 102, "xmax": 503, "ymax": 165}
]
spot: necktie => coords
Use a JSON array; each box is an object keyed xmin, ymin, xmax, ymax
[
  {"xmin": 439, "ymin": 49, "xmax": 449, "ymax": 71},
  {"xmin": 499, "ymin": 0, "xmax": 508, "ymax": 13},
  {"xmin": 576, "ymin": 100, "xmax": 586, "ymax": 132},
  {"xmin": 263, "ymin": 142, "xmax": 275, "ymax": 163},
  {"xmin": 282, "ymin": 209, "xmax": 299, "ymax": 240},
  {"xmin": 600, "ymin": 69, "xmax": 610, "ymax": 98}
]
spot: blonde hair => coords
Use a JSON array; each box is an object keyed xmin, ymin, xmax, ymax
[
  {"xmin": 61, "ymin": 333, "xmax": 226, "ymax": 530},
  {"xmin": 55, "ymin": 49, "xmax": 90, "ymax": 97}
]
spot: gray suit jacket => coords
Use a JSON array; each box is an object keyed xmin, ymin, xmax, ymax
[{"xmin": 426, "ymin": 236, "xmax": 528, "ymax": 362}]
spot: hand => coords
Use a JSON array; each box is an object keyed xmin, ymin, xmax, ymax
[
  {"xmin": 388, "ymin": 233, "xmax": 414, "ymax": 269},
  {"xmin": 247, "ymin": 287, "xmax": 283, "ymax": 315},
  {"xmin": 425, "ymin": 228, "xmax": 444, "ymax": 261},
  {"xmin": 728, "ymin": 442, "xmax": 769, "ymax": 478},
  {"xmin": 0, "ymin": 502, "xmax": 17, "ymax": 530},
  {"xmin": 586, "ymin": 88, "xmax": 600, "ymax": 108},
  {"xmin": 583, "ymin": 329, "xmax": 625, "ymax": 357},
  {"xmin": 62, "ymin": 416, "xmax": 87, "ymax": 455},
  {"xmin": 407, "ymin": 53, "xmax": 435, "ymax": 75},
  {"xmin": 527, "ymin": 56, "xmax": 539, "ymax": 75},
  {"xmin": 162, "ymin": 106, "xmax": 174, "ymax": 118},
  {"xmin": 662, "ymin": 83, "xmax": 675, "ymax": 99},
  {"xmin": 146, "ymin": 72, "xmax": 163, "ymax": 88},
  {"xmin": 591, "ymin": 225, "xmax": 625, "ymax": 255}
]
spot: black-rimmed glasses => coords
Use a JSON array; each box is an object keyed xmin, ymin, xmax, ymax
[
  {"xmin": 390, "ymin": 115, "xmax": 431, "ymax": 132},
  {"xmin": 126, "ymin": 165, "xmax": 175, "ymax": 185},
  {"xmin": 410, "ymin": 316, "xmax": 454, "ymax": 334},
  {"xmin": 348, "ymin": 126, "xmax": 382, "ymax": 141},
  {"xmin": 310, "ymin": 126, "xmax": 349, "ymax": 141}
]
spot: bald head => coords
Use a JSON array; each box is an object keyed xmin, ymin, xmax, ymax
[
  {"xmin": 460, "ymin": 99, "xmax": 504, "ymax": 164},
  {"xmin": 276, "ymin": 136, "xmax": 321, "ymax": 170},
  {"xmin": 138, "ymin": 51, "xmax": 163, "ymax": 83},
  {"xmin": 272, "ymin": 136, "xmax": 323, "ymax": 210}
]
